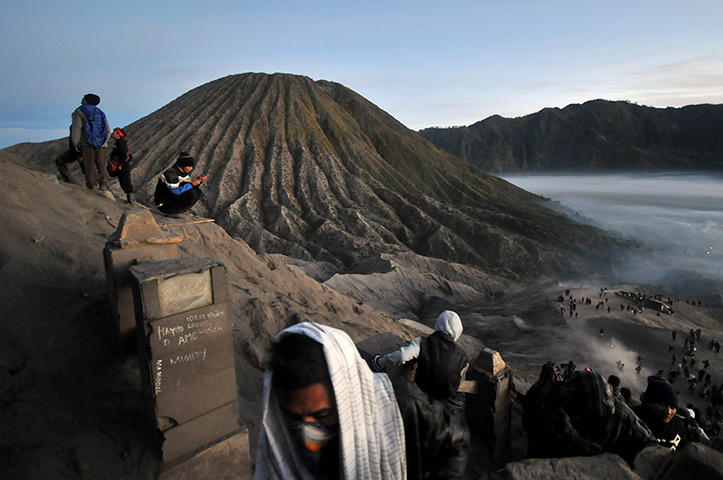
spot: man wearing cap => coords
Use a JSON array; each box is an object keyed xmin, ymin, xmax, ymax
[
  {"xmin": 633, "ymin": 376, "xmax": 688, "ymax": 450},
  {"xmin": 153, "ymin": 152, "xmax": 207, "ymax": 215},
  {"xmin": 71, "ymin": 93, "xmax": 111, "ymax": 189}
]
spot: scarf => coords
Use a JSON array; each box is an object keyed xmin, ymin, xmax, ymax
[{"xmin": 254, "ymin": 322, "xmax": 406, "ymax": 479}]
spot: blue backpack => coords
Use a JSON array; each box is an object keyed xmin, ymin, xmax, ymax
[{"xmin": 79, "ymin": 104, "xmax": 108, "ymax": 148}]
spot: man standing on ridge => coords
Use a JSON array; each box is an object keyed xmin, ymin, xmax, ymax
[{"xmin": 71, "ymin": 93, "xmax": 111, "ymax": 190}]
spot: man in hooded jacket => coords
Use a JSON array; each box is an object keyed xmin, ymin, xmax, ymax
[{"xmin": 371, "ymin": 310, "xmax": 470, "ymax": 477}]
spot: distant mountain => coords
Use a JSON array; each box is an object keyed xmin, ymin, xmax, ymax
[
  {"xmin": 5, "ymin": 74, "xmax": 634, "ymax": 282},
  {"xmin": 419, "ymin": 100, "xmax": 723, "ymax": 173}
]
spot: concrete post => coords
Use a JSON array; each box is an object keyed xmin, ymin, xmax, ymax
[
  {"xmin": 129, "ymin": 257, "xmax": 249, "ymax": 477},
  {"xmin": 465, "ymin": 348, "xmax": 512, "ymax": 463},
  {"xmin": 104, "ymin": 210, "xmax": 180, "ymax": 357}
]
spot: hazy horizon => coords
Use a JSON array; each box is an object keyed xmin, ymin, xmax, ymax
[{"xmin": 503, "ymin": 172, "xmax": 723, "ymax": 289}]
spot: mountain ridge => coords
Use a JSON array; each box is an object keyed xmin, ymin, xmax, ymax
[
  {"xmin": 419, "ymin": 100, "xmax": 723, "ymax": 173},
  {"xmin": 5, "ymin": 73, "xmax": 634, "ymax": 284}
]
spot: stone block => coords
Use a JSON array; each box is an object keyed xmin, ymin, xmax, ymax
[
  {"xmin": 131, "ymin": 258, "xmax": 228, "ymax": 320},
  {"xmin": 466, "ymin": 348, "xmax": 512, "ymax": 462},
  {"xmin": 159, "ymin": 429, "xmax": 252, "ymax": 480},
  {"xmin": 633, "ymin": 445, "xmax": 673, "ymax": 479},
  {"xmin": 658, "ymin": 442, "xmax": 723, "ymax": 480},
  {"xmin": 129, "ymin": 257, "xmax": 241, "ymax": 464},
  {"xmin": 483, "ymin": 453, "xmax": 642, "ymax": 480},
  {"xmin": 104, "ymin": 211, "xmax": 180, "ymax": 356},
  {"xmin": 161, "ymin": 400, "xmax": 241, "ymax": 464}
]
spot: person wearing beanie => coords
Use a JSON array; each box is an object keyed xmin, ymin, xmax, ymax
[
  {"xmin": 153, "ymin": 152, "xmax": 207, "ymax": 215},
  {"xmin": 633, "ymin": 376, "xmax": 688, "ymax": 450},
  {"xmin": 70, "ymin": 93, "xmax": 111, "ymax": 189},
  {"xmin": 109, "ymin": 127, "xmax": 135, "ymax": 203}
]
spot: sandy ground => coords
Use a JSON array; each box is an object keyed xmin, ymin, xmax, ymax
[{"xmin": 1, "ymin": 151, "xmax": 721, "ymax": 478}]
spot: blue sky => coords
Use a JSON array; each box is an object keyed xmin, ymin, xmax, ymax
[{"xmin": 1, "ymin": 0, "xmax": 721, "ymax": 148}]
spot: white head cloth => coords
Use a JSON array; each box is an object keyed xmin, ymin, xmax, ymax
[{"xmin": 254, "ymin": 322, "xmax": 406, "ymax": 480}]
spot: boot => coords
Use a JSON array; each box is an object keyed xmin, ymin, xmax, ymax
[{"xmin": 126, "ymin": 192, "xmax": 136, "ymax": 205}]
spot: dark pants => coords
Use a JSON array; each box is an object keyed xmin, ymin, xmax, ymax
[
  {"xmin": 157, "ymin": 187, "xmax": 202, "ymax": 215},
  {"xmin": 55, "ymin": 149, "xmax": 84, "ymax": 183},
  {"xmin": 80, "ymin": 145, "xmax": 108, "ymax": 189},
  {"xmin": 117, "ymin": 163, "xmax": 134, "ymax": 194}
]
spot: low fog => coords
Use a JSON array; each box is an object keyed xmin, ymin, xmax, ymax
[{"xmin": 503, "ymin": 173, "xmax": 723, "ymax": 287}]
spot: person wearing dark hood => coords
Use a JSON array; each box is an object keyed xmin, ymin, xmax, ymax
[
  {"xmin": 109, "ymin": 127, "xmax": 135, "ymax": 204},
  {"xmin": 70, "ymin": 93, "xmax": 111, "ymax": 190},
  {"xmin": 153, "ymin": 152, "xmax": 207, "ymax": 215},
  {"xmin": 525, "ymin": 369, "xmax": 656, "ymax": 465},
  {"xmin": 633, "ymin": 376, "xmax": 688, "ymax": 450}
]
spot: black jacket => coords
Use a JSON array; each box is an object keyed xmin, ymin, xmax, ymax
[
  {"xmin": 415, "ymin": 331, "xmax": 468, "ymax": 401},
  {"xmin": 633, "ymin": 404, "xmax": 688, "ymax": 451},
  {"xmin": 392, "ymin": 376, "xmax": 468, "ymax": 480}
]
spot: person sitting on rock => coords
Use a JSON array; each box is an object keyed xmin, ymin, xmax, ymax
[
  {"xmin": 153, "ymin": 152, "xmax": 206, "ymax": 215},
  {"xmin": 523, "ymin": 369, "xmax": 656, "ymax": 465},
  {"xmin": 633, "ymin": 376, "xmax": 689, "ymax": 451}
]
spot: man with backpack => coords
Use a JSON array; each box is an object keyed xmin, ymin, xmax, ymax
[{"xmin": 71, "ymin": 93, "xmax": 111, "ymax": 190}]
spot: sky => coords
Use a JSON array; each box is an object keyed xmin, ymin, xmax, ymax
[{"xmin": 1, "ymin": 1, "xmax": 722, "ymax": 148}]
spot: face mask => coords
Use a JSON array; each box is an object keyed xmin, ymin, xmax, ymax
[{"xmin": 292, "ymin": 421, "xmax": 338, "ymax": 470}]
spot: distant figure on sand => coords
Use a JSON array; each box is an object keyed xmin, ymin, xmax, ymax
[
  {"xmin": 153, "ymin": 152, "xmax": 207, "ymax": 215},
  {"xmin": 71, "ymin": 93, "xmax": 111, "ymax": 190},
  {"xmin": 55, "ymin": 126, "xmax": 84, "ymax": 184},
  {"xmin": 109, "ymin": 127, "xmax": 135, "ymax": 204}
]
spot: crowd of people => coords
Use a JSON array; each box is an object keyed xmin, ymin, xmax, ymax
[
  {"xmin": 255, "ymin": 312, "xmax": 470, "ymax": 480},
  {"xmin": 55, "ymin": 93, "xmax": 206, "ymax": 214},
  {"xmin": 252, "ymin": 300, "xmax": 720, "ymax": 479}
]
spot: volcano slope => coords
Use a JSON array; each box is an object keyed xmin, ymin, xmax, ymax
[{"xmin": 8, "ymin": 73, "xmax": 636, "ymax": 294}]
